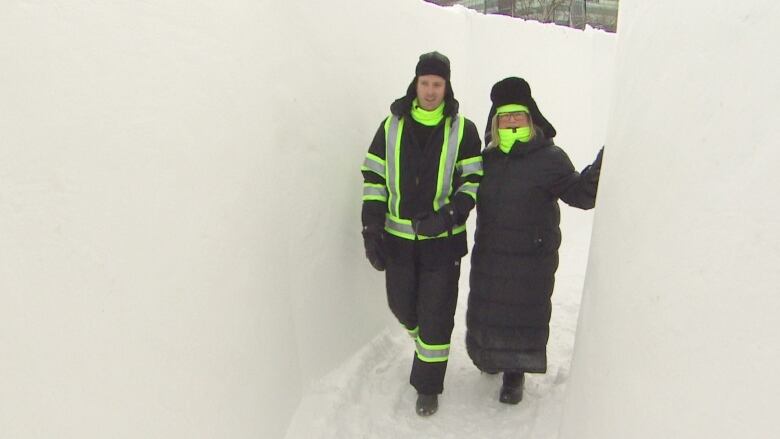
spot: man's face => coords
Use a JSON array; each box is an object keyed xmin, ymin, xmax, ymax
[{"xmin": 415, "ymin": 75, "xmax": 446, "ymax": 110}]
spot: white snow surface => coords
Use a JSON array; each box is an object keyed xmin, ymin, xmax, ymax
[
  {"xmin": 285, "ymin": 212, "xmax": 594, "ymax": 439},
  {"xmin": 560, "ymin": 1, "xmax": 780, "ymax": 438}
]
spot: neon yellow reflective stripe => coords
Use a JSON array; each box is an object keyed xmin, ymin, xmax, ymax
[
  {"xmin": 415, "ymin": 336, "xmax": 450, "ymax": 363},
  {"xmin": 458, "ymin": 157, "xmax": 482, "ymax": 165},
  {"xmin": 433, "ymin": 118, "xmax": 451, "ymax": 211},
  {"xmin": 385, "ymin": 116, "xmax": 403, "ymax": 218},
  {"xmin": 417, "ymin": 337, "xmax": 450, "ymax": 350},
  {"xmin": 363, "ymin": 183, "xmax": 388, "ymax": 202},
  {"xmin": 362, "ymin": 153, "xmax": 386, "ymax": 178},
  {"xmin": 456, "ymin": 181, "xmax": 479, "ymax": 201},
  {"xmin": 384, "ymin": 215, "xmax": 415, "ymax": 239},
  {"xmin": 457, "ymin": 156, "xmax": 484, "ymax": 176},
  {"xmin": 384, "ymin": 214, "xmax": 466, "ymax": 240},
  {"xmin": 433, "ymin": 116, "xmax": 463, "ymax": 210},
  {"xmin": 393, "ymin": 119, "xmax": 402, "ymax": 216},
  {"xmin": 416, "ymin": 350, "xmax": 449, "ymax": 362}
]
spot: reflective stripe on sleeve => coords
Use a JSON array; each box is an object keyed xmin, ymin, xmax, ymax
[
  {"xmin": 455, "ymin": 181, "xmax": 479, "ymax": 201},
  {"xmin": 363, "ymin": 183, "xmax": 388, "ymax": 202},
  {"xmin": 361, "ymin": 153, "xmax": 386, "ymax": 178},
  {"xmin": 457, "ymin": 156, "xmax": 484, "ymax": 177}
]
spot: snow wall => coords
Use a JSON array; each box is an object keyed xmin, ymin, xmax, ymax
[
  {"xmin": 560, "ymin": 1, "xmax": 780, "ymax": 438},
  {"xmin": 0, "ymin": 1, "xmax": 614, "ymax": 437}
]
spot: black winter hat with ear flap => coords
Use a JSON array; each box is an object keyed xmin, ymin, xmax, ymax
[
  {"xmin": 390, "ymin": 51, "xmax": 459, "ymax": 118},
  {"xmin": 485, "ymin": 77, "xmax": 556, "ymax": 142}
]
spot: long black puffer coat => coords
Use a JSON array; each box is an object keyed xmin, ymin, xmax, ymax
[{"xmin": 466, "ymin": 129, "xmax": 598, "ymax": 374}]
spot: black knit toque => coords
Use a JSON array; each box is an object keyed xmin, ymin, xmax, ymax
[{"xmin": 415, "ymin": 51, "xmax": 451, "ymax": 80}]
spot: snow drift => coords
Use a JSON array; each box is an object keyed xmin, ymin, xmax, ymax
[{"xmin": 560, "ymin": 1, "xmax": 780, "ymax": 438}]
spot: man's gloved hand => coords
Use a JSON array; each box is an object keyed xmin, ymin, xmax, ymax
[
  {"xmin": 413, "ymin": 204, "xmax": 456, "ymax": 237},
  {"xmin": 362, "ymin": 224, "xmax": 386, "ymax": 271}
]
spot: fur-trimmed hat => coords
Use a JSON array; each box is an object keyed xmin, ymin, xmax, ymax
[{"xmin": 486, "ymin": 77, "xmax": 556, "ymax": 140}]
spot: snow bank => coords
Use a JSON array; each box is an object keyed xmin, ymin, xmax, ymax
[
  {"xmin": 0, "ymin": 0, "xmax": 613, "ymax": 437},
  {"xmin": 560, "ymin": 1, "xmax": 780, "ymax": 438}
]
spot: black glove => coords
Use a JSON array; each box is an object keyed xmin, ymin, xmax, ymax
[
  {"xmin": 582, "ymin": 146, "xmax": 604, "ymax": 184},
  {"xmin": 362, "ymin": 224, "xmax": 386, "ymax": 271},
  {"xmin": 412, "ymin": 204, "xmax": 456, "ymax": 237},
  {"xmin": 592, "ymin": 146, "xmax": 604, "ymax": 172}
]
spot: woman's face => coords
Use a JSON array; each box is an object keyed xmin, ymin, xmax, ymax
[
  {"xmin": 416, "ymin": 75, "xmax": 446, "ymax": 110},
  {"xmin": 497, "ymin": 111, "xmax": 530, "ymax": 129}
]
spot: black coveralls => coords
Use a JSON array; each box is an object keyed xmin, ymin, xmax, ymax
[{"xmin": 362, "ymin": 107, "xmax": 481, "ymax": 395}]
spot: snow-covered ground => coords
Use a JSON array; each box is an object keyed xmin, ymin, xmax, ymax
[{"xmin": 286, "ymin": 211, "xmax": 594, "ymax": 438}]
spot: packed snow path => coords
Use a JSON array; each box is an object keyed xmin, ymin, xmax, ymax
[{"xmin": 286, "ymin": 213, "xmax": 593, "ymax": 439}]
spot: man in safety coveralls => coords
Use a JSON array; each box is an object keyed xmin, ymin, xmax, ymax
[{"xmin": 360, "ymin": 51, "xmax": 483, "ymax": 416}]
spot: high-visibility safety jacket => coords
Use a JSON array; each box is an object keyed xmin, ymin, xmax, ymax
[{"xmin": 361, "ymin": 112, "xmax": 483, "ymax": 261}]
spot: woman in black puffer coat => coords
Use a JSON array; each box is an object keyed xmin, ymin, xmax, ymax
[{"xmin": 466, "ymin": 77, "xmax": 603, "ymax": 405}]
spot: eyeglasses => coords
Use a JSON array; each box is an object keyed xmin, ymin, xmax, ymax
[{"xmin": 497, "ymin": 111, "xmax": 529, "ymax": 120}]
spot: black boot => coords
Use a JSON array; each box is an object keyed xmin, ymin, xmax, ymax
[
  {"xmin": 499, "ymin": 372, "xmax": 524, "ymax": 404},
  {"xmin": 416, "ymin": 393, "xmax": 438, "ymax": 417}
]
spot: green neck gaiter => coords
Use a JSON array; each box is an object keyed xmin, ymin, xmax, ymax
[
  {"xmin": 498, "ymin": 127, "xmax": 532, "ymax": 153},
  {"xmin": 411, "ymin": 99, "xmax": 445, "ymax": 126},
  {"xmin": 496, "ymin": 103, "xmax": 532, "ymax": 153}
]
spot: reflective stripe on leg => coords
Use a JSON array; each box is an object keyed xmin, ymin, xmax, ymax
[{"xmin": 415, "ymin": 336, "xmax": 450, "ymax": 363}]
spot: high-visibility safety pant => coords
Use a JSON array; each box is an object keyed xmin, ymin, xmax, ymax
[{"xmin": 385, "ymin": 257, "xmax": 461, "ymax": 395}]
